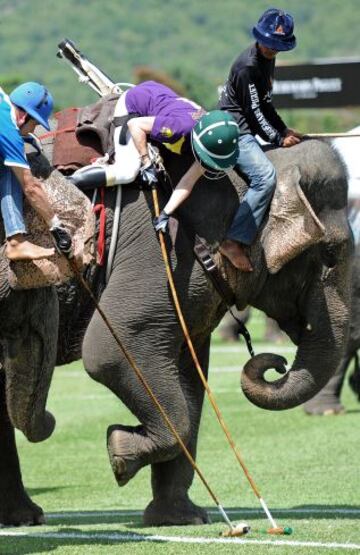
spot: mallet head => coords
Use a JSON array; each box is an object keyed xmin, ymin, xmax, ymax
[
  {"xmin": 268, "ymin": 526, "xmax": 293, "ymax": 535},
  {"xmin": 222, "ymin": 522, "xmax": 251, "ymax": 537}
]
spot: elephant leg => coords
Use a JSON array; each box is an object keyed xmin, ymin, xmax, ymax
[
  {"xmin": 143, "ymin": 337, "xmax": 211, "ymax": 526},
  {"xmin": 83, "ymin": 315, "xmax": 195, "ymax": 488},
  {"xmin": 303, "ymin": 354, "xmax": 350, "ymax": 415},
  {"xmin": 0, "ymin": 370, "xmax": 44, "ymax": 526}
]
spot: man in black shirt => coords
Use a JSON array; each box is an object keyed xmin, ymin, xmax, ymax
[{"xmin": 218, "ymin": 8, "xmax": 302, "ymax": 271}]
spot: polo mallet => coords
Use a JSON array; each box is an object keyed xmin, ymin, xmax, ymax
[
  {"xmin": 152, "ymin": 186, "xmax": 291, "ymax": 536},
  {"xmin": 57, "ymin": 38, "xmax": 122, "ymax": 97},
  {"xmin": 67, "ymin": 257, "xmax": 248, "ymax": 537}
]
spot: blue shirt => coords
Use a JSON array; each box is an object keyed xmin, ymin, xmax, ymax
[{"xmin": 0, "ymin": 87, "xmax": 29, "ymax": 169}]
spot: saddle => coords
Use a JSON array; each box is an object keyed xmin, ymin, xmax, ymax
[{"xmin": 50, "ymin": 94, "xmax": 120, "ymax": 174}]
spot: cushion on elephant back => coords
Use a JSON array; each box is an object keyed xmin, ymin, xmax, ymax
[
  {"xmin": 45, "ymin": 94, "xmax": 120, "ymax": 173},
  {"xmin": 0, "ymin": 158, "xmax": 96, "ymax": 290},
  {"xmin": 261, "ymin": 165, "xmax": 325, "ymax": 274},
  {"xmin": 39, "ymin": 107, "xmax": 103, "ymax": 174}
]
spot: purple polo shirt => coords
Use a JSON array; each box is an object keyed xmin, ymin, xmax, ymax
[{"xmin": 125, "ymin": 81, "xmax": 203, "ymax": 149}]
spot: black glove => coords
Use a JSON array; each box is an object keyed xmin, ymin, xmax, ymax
[
  {"xmin": 140, "ymin": 162, "xmax": 158, "ymax": 187},
  {"xmin": 153, "ymin": 210, "xmax": 170, "ymax": 233},
  {"xmin": 50, "ymin": 224, "xmax": 73, "ymax": 258}
]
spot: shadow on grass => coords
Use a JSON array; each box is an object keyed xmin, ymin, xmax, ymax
[
  {"xmin": 46, "ymin": 510, "xmax": 143, "ymax": 526},
  {"xmin": 0, "ymin": 528, "xmax": 166, "ymax": 555},
  {"xmin": 41, "ymin": 504, "xmax": 360, "ymax": 527},
  {"xmin": 205, "ymin": 505, "xmax": 360, "ymax": 521},
  {"xmin": 27, "ymin": 486, "xmax": 72, "ymax": 496}
]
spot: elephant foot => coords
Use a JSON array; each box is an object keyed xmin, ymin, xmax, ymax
[
  {"xmin": 143, "ymin": 496, "xmax": 210, "ymax": 526},
  {"xmin": 0, "ymin": 489, "xmax": 45, "ymax": 527},
  {"xmin": 107, "ymin": 424, "xmax": 147, "ymax": 487},
  {"xmin": 303, "ymin": 398, "xmax": 345, "ymax": 416}
]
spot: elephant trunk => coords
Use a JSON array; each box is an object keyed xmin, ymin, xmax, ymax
[
  {"xmin": 241, "ymin": 239, "xmax": 352, "ymax": 410},
  {"xmin": 4, "ymin": 289, "xmax": 58, "ymax": 442}
]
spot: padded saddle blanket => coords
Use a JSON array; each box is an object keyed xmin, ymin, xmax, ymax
[
  {"xmin": 0, "ymin": 161, "xmax": 95, "ymax": 290},
  {"xmin": 52, "ymin": 107, "xmax": 103, "ymax": 173}
]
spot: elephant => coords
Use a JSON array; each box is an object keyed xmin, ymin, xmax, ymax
[{"xmin": 0, "ymin": 134, "xmax": 353, "ymax": 526}]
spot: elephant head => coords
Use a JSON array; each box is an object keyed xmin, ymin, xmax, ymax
[{"xmin": 238, "ymin": 140, "xmax": 352, "ymax": 409}]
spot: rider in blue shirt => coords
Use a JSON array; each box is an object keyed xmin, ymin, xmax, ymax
[{"xmin": 0, "ymin": 82, "xmax": 72, "ymax": 260}]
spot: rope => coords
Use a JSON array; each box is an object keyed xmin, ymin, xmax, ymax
[{"xmin": 229, "ymin": 308, "xmax": 255, "ymax": 358}]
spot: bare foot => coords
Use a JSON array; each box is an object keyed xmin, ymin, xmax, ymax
[
  {"xmin": 6, "ymin": 236, "xmax": 55, "ymax": 261},
  {"xmin": 219, "ymin": 239, "xmax": 253, "ymax": 272}
]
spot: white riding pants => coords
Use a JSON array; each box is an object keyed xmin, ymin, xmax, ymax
[{"xmin": 106, "ymin": 90, "xmax": 141, "ymax": 185}]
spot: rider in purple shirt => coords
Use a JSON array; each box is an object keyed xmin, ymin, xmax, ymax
[
  {"xmin": 71, "ymin": 80, "xmax": 206, "ymax": 189},
  {"xmin": 71, "ymin": 81, "xmax": 240, "ymax": 236},
  {"xmin": 125, "ymin": 81, "xmax": 203, "ymax": 150}
]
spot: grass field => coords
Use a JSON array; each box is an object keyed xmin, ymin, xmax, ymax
[{"xmin": 1, "ymin": 312, "xmax": 359, "ymax": 554}]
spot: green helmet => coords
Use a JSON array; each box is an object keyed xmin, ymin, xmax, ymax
[{"xmin": 191, "ymin": 110, "xmax": 240, "ymax": 172}]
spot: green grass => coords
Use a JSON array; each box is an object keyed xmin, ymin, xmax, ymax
[{"xmin": 1, "ymin": 312, "xmax": 359, "ymax": 554}]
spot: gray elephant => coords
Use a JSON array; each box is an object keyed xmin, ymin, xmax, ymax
[{"xmin": 0, "ymin": 136, "xmax": 353, "ymax": 526}]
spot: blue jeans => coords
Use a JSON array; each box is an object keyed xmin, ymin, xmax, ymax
[
  {"xmin": 226, "ymin": 134, "xmax": 276, "ymax": 245},
  {"xmin": 0, "ymin": 165, "xmax": 26, "ymax": 238}
]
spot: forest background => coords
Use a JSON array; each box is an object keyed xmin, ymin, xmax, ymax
[{"xmin": 1, "ymin": 0, "xmax": 360, "ymax": 132}]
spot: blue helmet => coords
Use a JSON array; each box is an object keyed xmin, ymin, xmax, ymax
[
  {"xmin": 10, "ymin": 82, "xmax": 54, "ymax": 130},
  {"xmin": 252, "ymin": 8, "xmax": 296, "ymax": 52}
]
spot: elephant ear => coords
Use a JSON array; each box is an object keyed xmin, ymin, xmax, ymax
[{"xmin": 261, "ymin": 165, "xmax": 325, "ymax": 274}]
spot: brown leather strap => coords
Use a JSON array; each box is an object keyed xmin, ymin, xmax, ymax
[
  {"xmin": 193, "ymin": 235, "xmax": 235, "ymax": 307},
  {"xmin": 193, "ymin": 235, "xmax": 255, "ymax": 357}
]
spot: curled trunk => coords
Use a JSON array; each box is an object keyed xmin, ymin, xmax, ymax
[{"xmin": 241, "ymin": 221, "xmax": 352, "ymax": 410}]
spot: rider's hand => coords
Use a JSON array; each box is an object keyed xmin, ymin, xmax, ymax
[
  {"xmin": 49, "ymin": 220, "xmax": 73, "ymax": 258},
  {"xmin": 282, "ymin": 128, "xmax": 302, "ymax": 148},
  {"xmin": 153, "ymin": 210, "xmax": 170, "ymax": 233},
  {"xmin": 140, "ymin": 162, "xmax": 158, "ymax": 187}
]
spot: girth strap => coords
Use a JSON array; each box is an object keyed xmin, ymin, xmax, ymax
[{"xmin": 193, "ymin": 235, "xmax": 255, "ymax": 357}]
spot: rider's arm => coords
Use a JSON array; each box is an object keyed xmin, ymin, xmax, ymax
[
  {"xmin": 163, "ymin": 161, "xmax": 203, "ymax": 215},
  {"xmin": 11, "ymin": 166, "xmax": 55, "ymax": 224},
  {"xmin": 127, "ymin": 117, "xmax": 156, "ymax": 163}
]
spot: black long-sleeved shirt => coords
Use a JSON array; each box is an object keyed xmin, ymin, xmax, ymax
[{"xmin": 218, "ymin": 43, "xmax": 287, "ymax": 146}]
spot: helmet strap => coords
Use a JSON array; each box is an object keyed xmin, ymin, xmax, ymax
[{"xmin": 191, "ymin": 141, "xmax": 227, "ymax": 181}]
